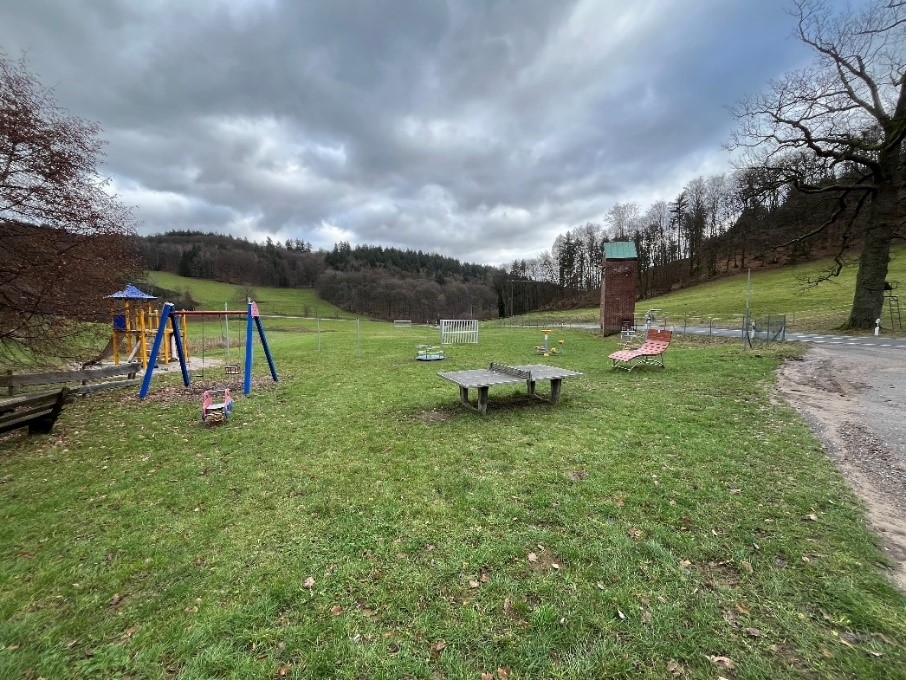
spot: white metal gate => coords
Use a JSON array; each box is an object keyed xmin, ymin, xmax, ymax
[{"xmin": 440, "ymin": 319, "xmax": 479, "ymax": 344}]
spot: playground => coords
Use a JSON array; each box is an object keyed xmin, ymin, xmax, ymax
[{"xmin": 1, "ymin": 319, "xmax": 904, "ymax": 678}]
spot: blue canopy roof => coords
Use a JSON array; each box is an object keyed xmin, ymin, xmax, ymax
[{"xmin": 106, "ymin": 284, "xmax": 157, "ymax": 300}]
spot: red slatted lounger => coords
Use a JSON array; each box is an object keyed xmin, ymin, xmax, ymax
[{"xmin": 609, "ymin": 329, "xmax": 672, "ymax": 371}]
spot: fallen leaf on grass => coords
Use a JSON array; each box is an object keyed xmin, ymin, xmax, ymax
[
  {"xmin": 667, "ymin": 659, "xmax": 685, "ymax": 676},
  {"xmin": 329, "ymin": 605, "xmax": 343, "ymax": 616},
  {"xmin": 430, "ymin": 640, "xmax": 446, "ymax": 659},
  {"xmin": 708, "ymin": 655, "xmax": 736, "ymax": 670},
  {"xmin": 469, "ymin": 580, "xmax": 480, "ymax": 589},
  {"xmin": 302, "ymin": 576, "xmax": 315, "ymax": 589},
  {"xmin": 803, "ymin": 513, "xmax": 818, "ymax": 522},
  {"xmin": 627, "ymin": 527, "xmax": 643, "ymax": 540},
  {"xmin": 838, "ymin": 637, "xmax": 857, "ymax": 650},
  {"xmin": 527, "ymin": 552, "xmax": 538, "ymax": 563},
  {"xmin": 746, "ymin": 627, "xmax": 762, "ymax": 637}
]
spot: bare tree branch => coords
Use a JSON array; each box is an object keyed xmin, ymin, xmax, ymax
[{"xmin": 730, "ymin": 0, "xmax": 905, "ymax": 327}]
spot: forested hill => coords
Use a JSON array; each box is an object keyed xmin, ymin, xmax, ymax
[
  {"xmin": 138, "ymin": 172, "xmax": 877, "ymax": 322},
  {"xmin": 138, "ymin": 231, "xmax": 505, "ymax": 320}
]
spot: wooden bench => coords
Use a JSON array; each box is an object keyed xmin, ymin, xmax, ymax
[
  {"xmin": 0, "ymin": 363, "xmax": 141, "ymax": 437},
  {"xmin": 0, "ymin": 388, "xmax": 71, "ymax": 435}
]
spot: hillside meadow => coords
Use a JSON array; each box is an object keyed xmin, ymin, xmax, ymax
[
  {"xmin": 1, "ymin": 318, "xmax": 904, "ymax": 678},
  {"xmin": 142, "ymin": 271, "xmax": 354, "ymax": 319},
  {"xmin": 509, "ymin": 243, "xmax": 906, "ymax": 331}
]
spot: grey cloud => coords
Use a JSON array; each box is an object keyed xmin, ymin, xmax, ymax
[{"xmin": 1, "ymin": 0, "xmax": 818, "ymax": 265}]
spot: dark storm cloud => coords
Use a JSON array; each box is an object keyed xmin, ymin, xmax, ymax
[{"xmin": 0, "ymin": 0, "xmax": 816, "ymax": 265}]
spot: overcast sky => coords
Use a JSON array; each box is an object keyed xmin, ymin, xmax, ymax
[{"xmin": 1, "ymin": 1, "xmax": 821, "ymax": 266}]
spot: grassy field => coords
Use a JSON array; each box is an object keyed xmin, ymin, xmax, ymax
[{"xmin": 1, "ymin": 321, "xmax": 904, "ymax": 678}]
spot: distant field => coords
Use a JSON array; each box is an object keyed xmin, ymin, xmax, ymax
[{"xmin": 142, "ymin": 271, "xmax": 353, "ymax": 319}]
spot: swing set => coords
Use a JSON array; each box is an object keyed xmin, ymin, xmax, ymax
[
  {"xmin": 195, "ymin": 305, "xmax": 242, "ymax": 378},
  {"xmin": 138, "ymin": 300, "xmax": 278, "ymax": 400}
]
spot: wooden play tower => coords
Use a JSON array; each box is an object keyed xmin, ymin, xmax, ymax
[{"xmin": 106, "ymin": 284, "xmax": 181, "ymax": 368}]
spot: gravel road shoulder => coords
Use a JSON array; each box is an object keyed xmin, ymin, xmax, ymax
[{"xmin": 775, "ymin": 345, "xmax": 906, "ymax": 592}]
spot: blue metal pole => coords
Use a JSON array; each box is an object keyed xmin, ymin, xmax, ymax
[
  {"xmin": 254, "ymin": 315, "xmax": 279, "ymax": 382},
  {"xmin": 139, "ymin": 302, "xmax": 172, "ymax": 399},
  {"xmin": 170, "ymin": 313, "xmax": 190, "ymax": 386},
  {"xmin": 244, "ymin": 302, "xmax": 254, "ymax": 395}
]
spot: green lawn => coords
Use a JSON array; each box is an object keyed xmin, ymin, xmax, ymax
[{"xmin": 1, "ymin": 322, "xmax": 903, "ymax": 678}]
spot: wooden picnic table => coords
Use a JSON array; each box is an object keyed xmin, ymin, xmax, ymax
[{"xmin": 438, "ymin": 362, "xmax": 583, "ymax": 415}]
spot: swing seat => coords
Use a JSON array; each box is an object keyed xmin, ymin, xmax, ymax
[{"xmin": 202, "ymin": 389, "xmax": 233, "ymax": 422}]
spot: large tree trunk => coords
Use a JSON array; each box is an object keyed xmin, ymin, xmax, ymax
[
  {"xmin": 847, "ymin": 183, "xmax": 897, "ymax": 329},
  {"xmin": 848, "ymin": 225, "xmax": 891, "ymax": 328}
]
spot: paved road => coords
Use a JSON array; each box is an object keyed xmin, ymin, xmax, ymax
[
  {"xmin": 800, "ymin": 342, "xmax": 906, "ymax": 465},
  {"xmin": 678, "ymin": 324, "xmax": 906, "ymax": 349}
]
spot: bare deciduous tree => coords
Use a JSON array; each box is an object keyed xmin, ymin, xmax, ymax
[
  {"xmin": 729, "ymin": 0, "xmax": 905, "ymax": 328},
  {"xmin": 1, "ymin": 53, "xmax": 138, "ymax": 365}
]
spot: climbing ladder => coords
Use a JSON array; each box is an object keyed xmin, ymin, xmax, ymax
[{"xmin": 885, "ymin": 289, "xmax": 902, "ymax": 331}]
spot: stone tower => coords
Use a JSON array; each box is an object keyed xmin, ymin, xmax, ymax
[{"xmin": 599, "ymin": 241, "xmax": 638, "ymax": 335}]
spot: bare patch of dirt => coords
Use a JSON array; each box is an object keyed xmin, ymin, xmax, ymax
[
  {"xmin": 137, "ymin": 357, "xmax": 279, "ymax": 405},
  {"xmin": 418, "ymin": 408, "xmax": 452, "ymax": 423},
  {"xmin": 775, "ymin": 347, "xmax": 906, "ymax": 592}
]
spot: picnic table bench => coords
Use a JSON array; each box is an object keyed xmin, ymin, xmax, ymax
[{"xmin": 438, "ymin": 362, "xmax": 583, "ymax": 415}]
